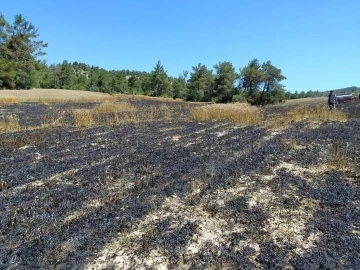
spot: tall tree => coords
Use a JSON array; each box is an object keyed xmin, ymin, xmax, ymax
[
  {"xmin": 239, "ymin": 59, "xmax": 264, "ymax": 103},
  {"xmin": 140, "ymin": 74, "xmax": 151, "ymax": 95},
  {"xmin": 59, "ymin": 61, "xmax": 76, "ymax": 89},
  {"xmin": 110, "ymin": 72, "xmax": 128, "ymax": 93},
  {"xmin": 172, "ymin": 71, "xmax": 188, "ymax": 99},
  {"xmin": 128, "ymin": 75, "xmax": 141, "ymax": 94},
  {"xmin": 48, "ymin": 63, "xmax": 62, "ymax": 89},
  {"xmin": 96, "ymin": 69, "xmax": 111, "ymax": 93},
  {"xmin": 213, "ymin": 61, "xmax": 238, "ymax": 102},
  {"xmin": 0, "ymin": 14, "xmax": 16, "ymax": 88},
  {"xmin": 0, "ymin": 13, "xmax": 48, "ymax": 89},
  {"xmin": 74, "ymin": 73, "xmax": 89, "ymax": 90},
  {"xmin": 259, "ymin": 61, "xmax": 286, "ymax": 104},
  {"xmin": 239, "ymin": 59, "xmax": 288, "ymax": 105},
  {"xmin": 8, "ymin": 14, "xmax": 47, "ymax": 62},
  {"xmin": 187, "ymin": 63, "xmax": 214, "ymax": 101},
  {"xmin": 150, "ymin": 60, "xmax": 170, "ymax": 96},
  {"xmin": 0, "ymin": 13, "xmax": 9, "ymax": 58}
]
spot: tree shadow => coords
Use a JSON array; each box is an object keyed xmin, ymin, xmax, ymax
[
  {"xmin": 264, "ymin": 167, "xmax": 359, "ymax": 269},
  {"xmin": 1, "ymin": 115, "xmax": 359, "ymax": 269},
  {"xmin": 0, "ymin": 120, "xmax": 273, "ymax": 268},
  {"xmin": 290, "ymin": 170, "xmax": 360, "ymax": 269}
]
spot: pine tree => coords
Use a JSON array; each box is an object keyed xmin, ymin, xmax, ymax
[
  {"xmin": 0, "ymin": 13, "xmax": 47, "ymax": 89},
  {"xmin": 150, "ymin": 60, "xmax": 170, "ymax": 96}
]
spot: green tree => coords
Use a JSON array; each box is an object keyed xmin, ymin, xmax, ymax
[
  {"xmin": 48, "ymin": 63, "xmax": 61, "ymax": 89},
  {"xmin": 0, "ymin": 14, "xmax": 18, "ymax": 88},
  {"xmin": 239, "ymin": 59, "xmax": 287, "ymax": 105},
  {"xmin": 187, "ymin": 63, "xmax": 214, "ymax": 101},
  {"xmin": 0, "ymin": 13, "xmax": 10, "ymax": 58},
  {"xmin": 213, "ymin": 61, "xmax": 238, "ymax": 102},
  {"xmin": 128, "ymin": 75, "xmax": 143, "ymax": 94},
  {"xmin": 87, "ymin": 67, "xmax": 101, "ymax": 91},
  {"xmin": 172, "ymin": 71, "xmax": 188, "ymax": 99},
  {"xmin": 239, "ymin": 59, "xmax": 263, "ymax": 104},
  {"xmin": 0, "ymin": 13, "xmax": 47, "ymax": 89},
  {"xmin": 140, "ymin": 74, "xmax": 151, "ymax": 95},
  {"xmin": 74, "ymin": 74, "xmax": 88, "ymax": 90},
  {"xmin": 29, "ymin": 60, "xmax": 50, "ymax": 88},
  {"xmin": 260, "ymin": 82, "xmax": 286, "ymax": 104},
  {"xmin": 259, "ymin": 61, "xmax": 286, "ymax": 104},
  {"xmin": 59, "ymin": 61, "xmax": 76, "ymax": 89},
  {"xmin": 96, "ymin": 70, "xmax": 111, "ymax": 93},
  {"xmin": 9, "ymin": 14, "xmax": 47, "ymax": 62},
  {"xmin": 150, "ymin": 60, "xmax": 170, "ymax": 96},
  {"xmin": 110, "ymin": 72, "xmax": 128, "ymax": 93}
]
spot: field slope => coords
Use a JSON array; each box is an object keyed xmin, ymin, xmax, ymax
[{"xmin": 0, "ymin": 92, "xmax": 359, "ymax": 269}]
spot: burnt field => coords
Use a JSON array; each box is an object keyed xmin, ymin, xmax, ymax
[{"xmin": 0, "ymin": 98, "xmax": 359, "ymax": 269}]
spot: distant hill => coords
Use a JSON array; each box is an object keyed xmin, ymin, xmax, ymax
[
  {"xmin": 286, "ymin": 86, "xmax": 360, "ymax": 99},
  {"xmin": 326, "ymin": 86, "xmax": 360, "ymax": 94}
]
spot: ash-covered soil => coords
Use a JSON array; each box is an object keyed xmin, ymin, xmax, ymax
[
  {"xmin": 0, "ymin": 101, "xmax": 359, "ymax": 269},
  {"xmin": 0, "ymin": 99, "xmax": 194, "ymax": 127}
]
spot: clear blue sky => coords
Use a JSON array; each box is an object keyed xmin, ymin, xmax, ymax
[{"xmin": 2, "ymin": 0, "xmax": 359, "ymax": 92}]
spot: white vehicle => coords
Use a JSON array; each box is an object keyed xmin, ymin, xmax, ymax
[{"xmin": 336, "ymin": 93, "xmax": 353, "ymax": 103}]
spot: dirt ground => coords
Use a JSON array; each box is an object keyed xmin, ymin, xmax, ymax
[{"xmin": 0, "ymin": 97, "xmax": 359, "ymax": 269}]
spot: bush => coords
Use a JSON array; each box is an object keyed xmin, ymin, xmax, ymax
[{"xmin": 232, "ymin": 91, "xmax": 248, "ymax": 103}]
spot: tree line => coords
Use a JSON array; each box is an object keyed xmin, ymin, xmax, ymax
[
  {"xmin": 1, "ymin": 13, "xmax": 357, "ymax": 105},
  {"xmin": 286, "ymin": 86, "xmax": 360, "ymax": 99}
]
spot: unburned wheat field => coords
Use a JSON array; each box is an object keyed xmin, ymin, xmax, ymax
[{"xmin": 0, "ymin": 92, "xmax": 359, "ymax": 269}]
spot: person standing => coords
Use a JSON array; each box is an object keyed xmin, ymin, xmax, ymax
[{"xmin": 328, "ymin": 91, "xmax": 337, "ymax": 110}]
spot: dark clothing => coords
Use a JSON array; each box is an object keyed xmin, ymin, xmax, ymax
[
  {"xmin": 328, "ymin": 93, "xmax": 337, "ymax": 104},
  {"xmin": 328, "ymin": 93, "xmax": 337, "ymax": 109}
]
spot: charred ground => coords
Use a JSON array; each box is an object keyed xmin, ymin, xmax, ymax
[{"xmin": 0, "ymin": 99, "xmax": 359, "ymax": 269}]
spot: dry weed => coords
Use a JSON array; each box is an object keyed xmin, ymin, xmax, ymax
[
  {"xmin": 280, "ymin": 137, "xmax": 297, "ymax": 151},
  {"xmin": 114, "ymin": 93, "xmax": 183, "ymax": 102},
  {"xmin": 0, "ymin": 181, "xmax": 10, "ymax": 191},
  {"xmin": 72, "ymin": 102, "xmax": 135, "ymax": 127},
  {"xmin": 284, "ymin": 97, "xmax": 327, "ymax": 105},
  {"xmin": 0, "ymin": 132, "xmax": 45, "ymax": 150},
  {"xmin": 0, "ymin": 89, "xmax": 117, "ymax": 103},
  {"xmin": 41, "ymin": 111, "xmax": 67, "ymax": 127},
  {"xmin": 0, "ymin": 97, "xmax": 21, "ymax": 104},
  {"xmin": 266, "ymin": 105, "xmax": 348, "ymax": 130},
  {"xmin": 293, "ymin": 105, "xmax": 347, "ymax": 122},
  {"xmin": 101, "ymin": 112, "xmax": 122, "ymax": 126},
  {"xmin": 40, "ymin": 101, "xmax": 175, "ymax": 129},
  {"xmin": 0, "ymin": 115, "xmax": 20, "ymax": 132},
  {"xmin": 328, "ymin": 141, "xmax": 348, "ymax": 171},
  {"xmin": 158, "ymin": 104, "xmax": 173, "ymax": 120},
  {"xmin": 32, "ymin": 96, "xmax": 118, "ymax": 104},
  {"xmin": 190, "ymin": 103, "xmax": 263, "ymax": 126},
  {"xmin": 34, "ymin": 98, "xmax": 72, "ymax": 104},
  {"xmin": 72, "ymin": 109, "xmax": 95, "ymax": 127},
  {"xmin": 93, "ymin": 101, "xmax": 135, "ymax": 113}
]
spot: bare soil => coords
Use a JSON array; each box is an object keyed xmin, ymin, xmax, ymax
[{"xmin": 0, "ymin": 99, "xmax": 359, "ymax": 269}]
